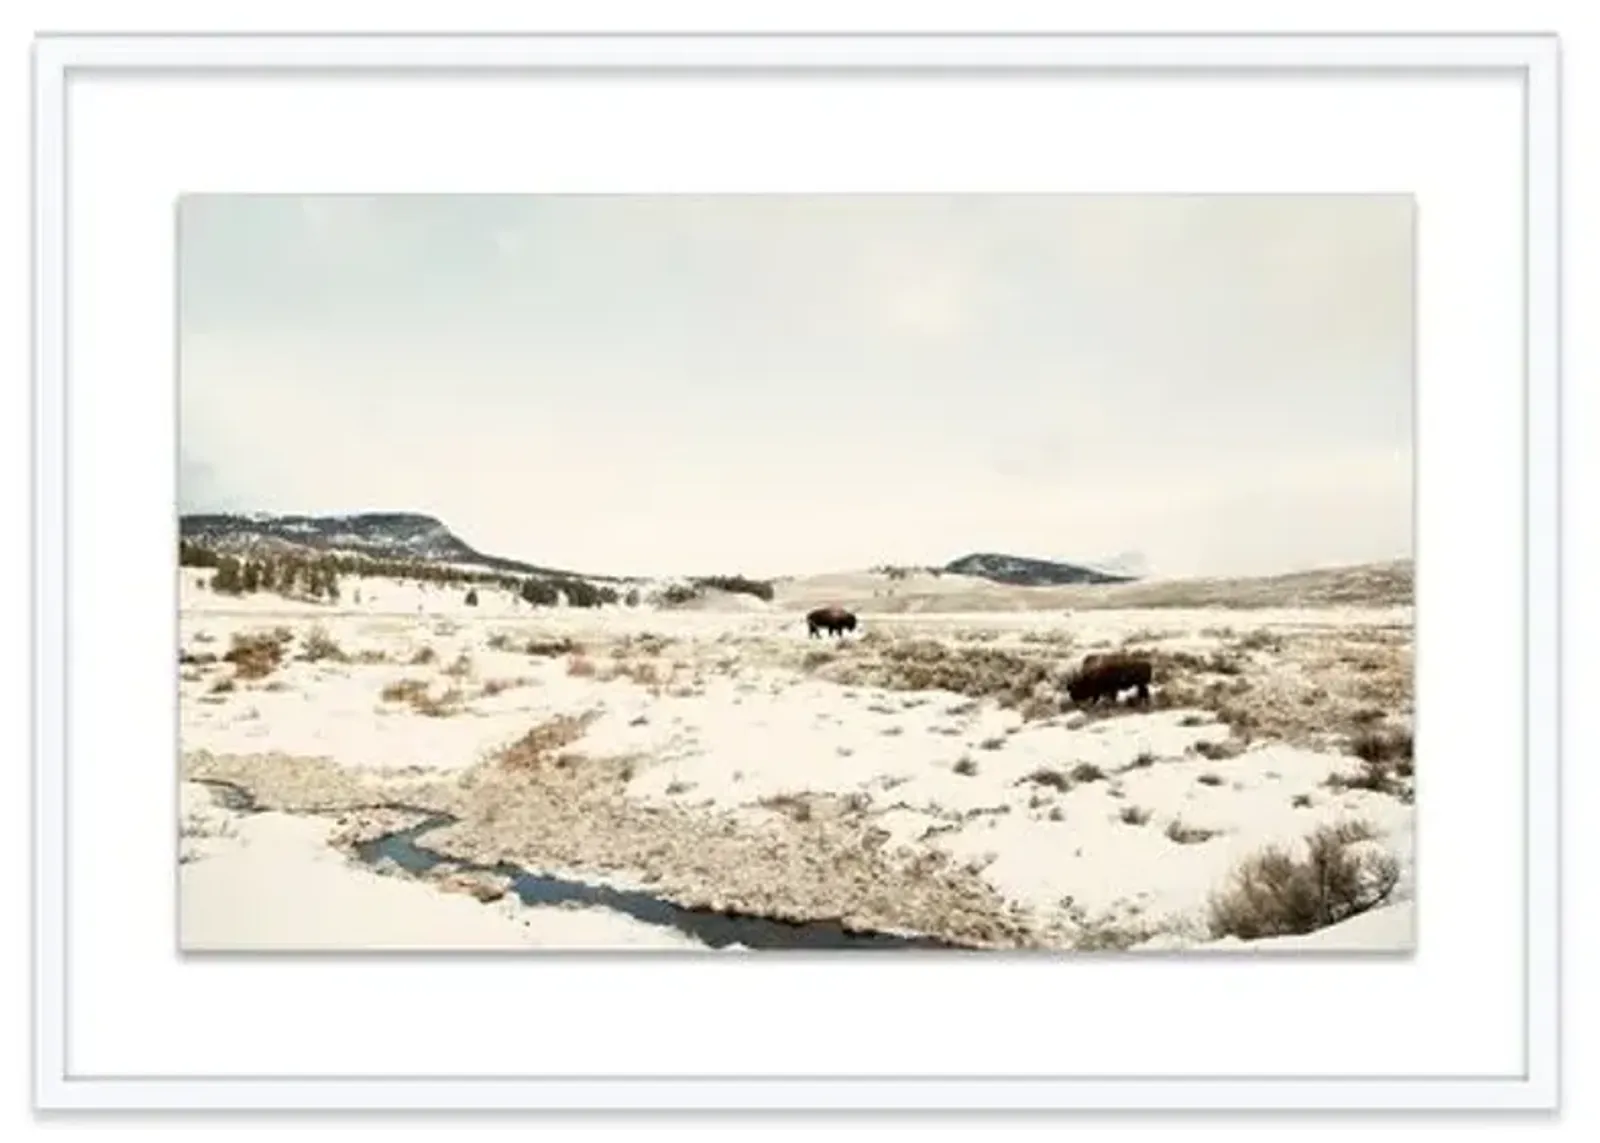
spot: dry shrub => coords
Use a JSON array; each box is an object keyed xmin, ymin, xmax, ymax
[
  {"xmin": 614, "ymin": 659, "xmax": 664, "ymax": 687},
  {"xmin": 298, "ymin": 625, "xmax": 347, "ymax": 663},
  {"xmin": 953, "ymin": 756, "xmax": 979, "ymax": 777},
  {"xmin": 223, "ymin": 628, "xmax": 292, "ymax": 680},
  {"xmin": 615, "ymin": 632, "xmax": 669, "ymax": 657},
  {"xmin": 801, "ymin": 648, "xmax": 835, "ymax": 669},
  {"xmin": 496, "ymin": 712, "xmax": 601, "ymax": 771},
  {"xmin": 759, "ymin": 793, "xmax": 815, "ymax": 823},
  {"xmin": 1207, "ymin": 819, "xmax": 1401, "ymax": 940},
  {"xmin": 1069, "ymin": 762, "xmax": 1106, "ymax": 783},
  {"xmin": 525, "ymin": 636, "xmax": 580, "ymax": 658},
  {"xmin": 1232, "ymin": 630, "xmax": 1287, "ymax": 653},
  {"xmin": 479, "ymin": 677, "xmax": 529, "ymax": 698},
  {"xmin": 1165, "ymin": 819, "xmax": 1221, "ymax": 845},
  {"xmin": 1326, "ymin": 727, "xmax": 1414, "ymax": 800},
  {"xmin": 486, "ymin": 631, "xmax": 516, "ymax": 651},
  {"xmin": 1019, "ymin": 767, "xmax": 1072, "ymax": 792},
  {"xmin": 444, "ymin": 652, "xmax": 474, "ymax": 679},
  {"xmin": 827, "ymin": 639, "xmax": 1061, "ymax": 719},
  {"xmin": 379, "ymin": 677, "xmax": 464, "ymax": 717},
  {"xmin": 1193, "ymin": 738, "xmax": 1245, "ymax": 761},
  {"xmin": 567, "ymin": 654, "xmax": 597, "ymax": 678},
  {"xmin": 1350, "ymin": 726, "xmax": 1414, "ymax": 768},
  {"xmin": 409, "ymin": 645, "xmax": 437, "ymax": 666},
  {"xmin": 1017, "ymin": 693, "xmax": 1061, "ymax": 721},
  {"xmin": 1196, "ymin": 772, "xmax": 1225, "ymax": 787},
  {"xmin": 1119, "ymin": 804, "xmax": 1152, "ymax": 826},
  {"xmin": 209, "ymin": 676, "xmax": 236, "ymax": 694},
  {"xmin": 1154, "ymin": 649, "xmax": 1247, "ymax": 677},
  {"xmin": 381, "ymin": 678, "xmax": 430, "ymax": 704}
]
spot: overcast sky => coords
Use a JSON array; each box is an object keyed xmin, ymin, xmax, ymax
[{"xmin": 178, "ymin": 193, "xmax": 1413, "ymax": 580}]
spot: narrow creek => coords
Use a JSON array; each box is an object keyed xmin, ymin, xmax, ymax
[{"xmin": 193, "ymin": 779, "xmax": 965, "ymax": 951}]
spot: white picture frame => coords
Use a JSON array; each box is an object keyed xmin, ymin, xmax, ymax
[{"xmin": 30, "ymin": 30, "xmax": 1562, "ymax": 1114}]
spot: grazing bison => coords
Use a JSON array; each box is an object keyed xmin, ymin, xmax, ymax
[
  {"xmin": 806, "ymin": 606, "xmax": 858, "ymax": 639},
  {"xmin": 1065, "ymin": 652, "xmax": 1153, "ymax": 707}
]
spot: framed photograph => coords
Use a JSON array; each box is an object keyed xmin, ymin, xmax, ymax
[{"xmin": 31, "ymin": 31, "xmax": 1561, "ymax": 1113}]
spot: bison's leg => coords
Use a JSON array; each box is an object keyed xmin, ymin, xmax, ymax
[{"xmin": 1135, "ymin": 682, "xmax": 1151, "ymax": 705}]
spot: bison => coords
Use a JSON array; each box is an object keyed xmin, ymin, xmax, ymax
[
  {"xmin": 806, "ymin": 606, "xmax": 858, "ymax": 639},
  {"xmin": 1064, "ymin": 652, "xmax": 1153, "ymax": 707}
]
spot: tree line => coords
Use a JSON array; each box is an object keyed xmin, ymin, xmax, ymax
[
  {"xmin": 178, "ymin": 541, "xmax": 777, "ymax": 609},
  {"xmin": 179, "ymin": 540, "xmax": 622, "ymax": 608}
]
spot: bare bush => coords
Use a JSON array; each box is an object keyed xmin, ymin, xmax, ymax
[
  {"xmin": 1207, "ymin": 819, "xmax": 1401, "ymax": 940},
  {"xmin": 223, "ymin": 628, "xmax": 292, "ymax": 680},
  {"xmin": 1020, "ymin": 767, "xmax": 1072, "ymax": 792},
  {"xmin": 821, "ymin": 638, "xmax": 1062, "ymax": 719},
  {"xmin": 379, "ymin": 677, "xmax": 463, "ymax": 718},
  {"xmin": 525, "ymin": 637, "xmax": 580, "ymax": 658},
  {"xmin": 1193, "ymin": 738, "xmax": 1245, "ymax": 761},
  {"xmin": 496, "ymin": 712, "xmax": 600, "ymax": 772},
  {"xmin": 298, "ymin": 625, "xmax": 347, "ymax": 663},
  {"xmin": 1326, "ymin": 727, "xmax": 1414, "ymax": 801},
  {"xmin": 1165, "ymin": 819, "xmax": 1220, "ymax": 845}
]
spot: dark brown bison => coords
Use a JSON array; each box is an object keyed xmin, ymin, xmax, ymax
[
  {"xmin": 806, "ymin": 606, "xmax": 858, "ymax": 638},
  {"xmin": 1065, "ymin": 652, "xmax": 1153, "ymax": 707}
]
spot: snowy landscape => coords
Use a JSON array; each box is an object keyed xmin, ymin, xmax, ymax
[
  {"xmin": 178, "ymin": 539, "xmax": 1415, "ymax": 954},
  {"xmin": 178, "ymin": 193, "xmax": 1414, "ymax": 955}
]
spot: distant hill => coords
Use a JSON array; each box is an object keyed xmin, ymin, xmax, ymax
[
  {"xmin": 178, "ymin": 511, "xmax": 623, "ymax": 583},
  {"xmin": 942, "ymin": 551, "xmax": 1140, "ymax": 587}
]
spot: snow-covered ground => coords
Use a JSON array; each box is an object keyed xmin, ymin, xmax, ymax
[
  {"xmin": 178, "ymin": 568, "xmax": 1415, "ymax": 952},
  {"xmin": 179, "ymin": 783, "xmax": 706, "ymax": 950}
]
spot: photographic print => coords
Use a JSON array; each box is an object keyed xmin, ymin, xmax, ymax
[{"xmin": 176, "ymin": 193, "xmax": 1416, "ymax": 954}]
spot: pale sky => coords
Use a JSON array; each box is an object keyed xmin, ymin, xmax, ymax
[{"xmin": 178, "ymin": 194, "xmax": 1414, "ymax": 581}]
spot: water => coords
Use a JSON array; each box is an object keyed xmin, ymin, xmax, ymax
[
  {"xmin": 355, "ymin": 813, "xmax": 962, "ymax": 950},
  {"xmin": 195, "ymin": 779, "xmax": 963, "ymax": 950}
]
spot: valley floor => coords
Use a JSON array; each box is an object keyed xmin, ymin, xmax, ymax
[{"xmin": 178, "ymin": 570, "xmax": 1416, "ymax": 953}]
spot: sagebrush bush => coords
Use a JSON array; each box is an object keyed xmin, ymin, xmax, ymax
[
  {"xmin": 223, "ymin": 628, "xmax": 291, "ymax": 680},
  {"xmin": 298, "ymin": 626, "xmax": 346, "ymax": 663},
  {"xmin": 1207, "ymin": 819, "xmax": 1401, "ymax": 940},
  {"xmin": 1326, "ymin": 727, "xmax": 1414, "ymax": 800},
  {"xmin": 496, "ymin": 713, "xmax": 600, "ymax": 770},
  {"xmin": 524, "ymin": 636, "xmax": 579, "ymax": 658},
  {"xmin": 379, "ymin": 677, "xmax": 462, "ymax": 717},
  {"xmin": 1165, "ymin": 819, "xmax": 1220, "ymax": 845}
]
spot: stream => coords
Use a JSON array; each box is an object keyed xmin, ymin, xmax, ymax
[{"xmin": 194, "ymin": 780, "xmax": 965, "ymax": 951}]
